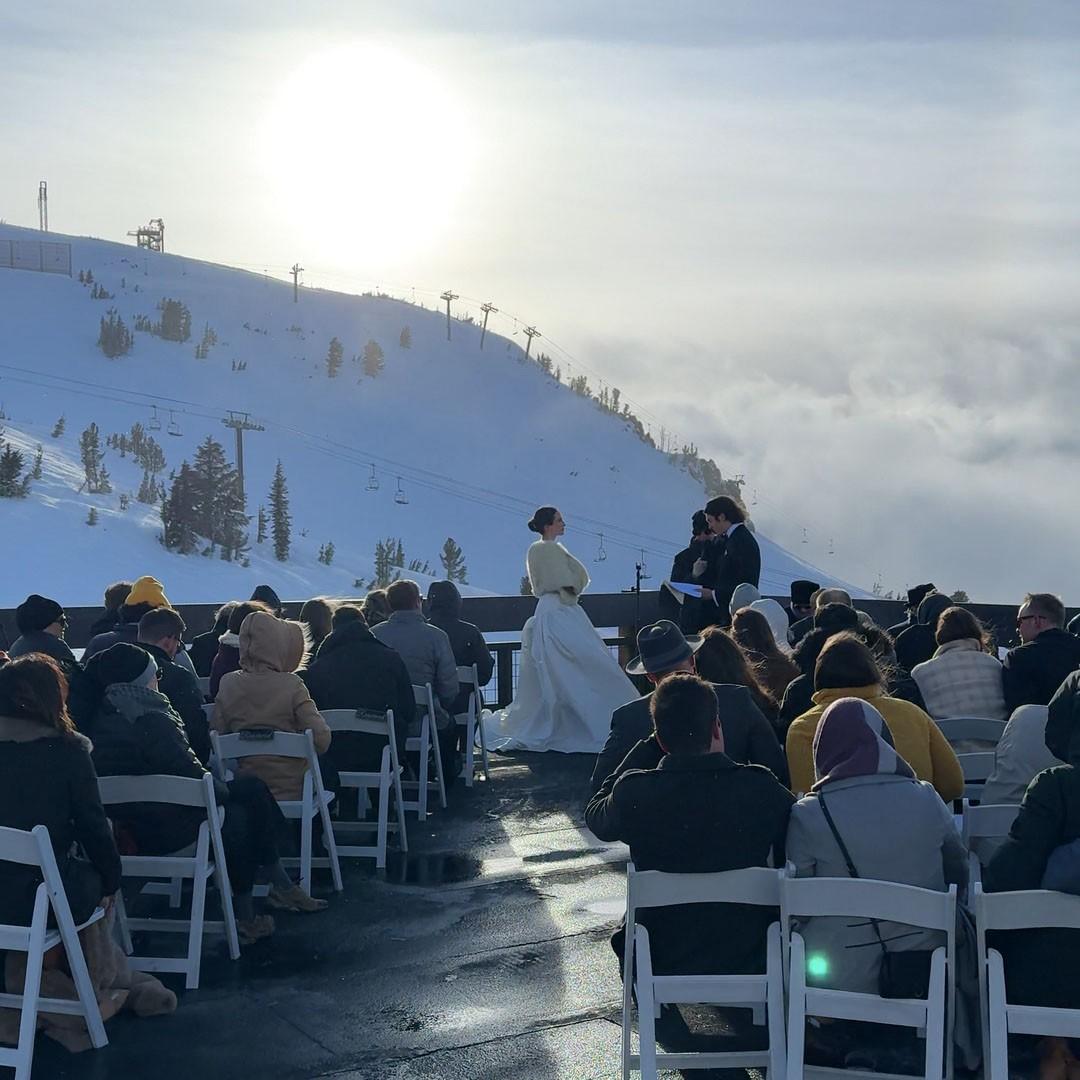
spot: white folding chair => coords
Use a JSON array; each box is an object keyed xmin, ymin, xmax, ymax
[
  {"xmin": 960, "ymin": 800, "xmax": 1020, "ymax": 887},
  {"xmin": 455, "ymin": 664, "xmax": 490, "ymax": 785},
  {"xmin": 402, "ymin": 684, "xmax": 447, "ymax": 820},
  {"xmin": 957, "ymin": 751, "xmax": 997, "ymax": 803},
  {"xmin": 0, "ymin": 825, "xmax": 108, "ymax": 1079},
  {"xmin": 974, "ymin": 884, "xmax": 1080, "ymax": 1080},
  {"xmin": 622, "ymin": 863, "xmax": 786, "ymax": 1078},
  {"xmin": 97, "ymin": 773, "xmax": 240, "ymax": 989},
  {"xmin": 319, "ymin": 708, "xmax": 408, "ymax": 868},
  {"xmin": 211, "ymin": 729, "xmax": 343, "ymax": 895},
  {"xmin": 196, "ymin": 676, "xmax": 212, "ymax": 700},
  {"xmin": 782, "ymin": 874, "xmax": 957, "ymax": 1080},
  {"xmin": 935, "ymin": 717, "xmax": 1006, "ymax": 748}
]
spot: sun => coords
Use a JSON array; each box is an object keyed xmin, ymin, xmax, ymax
[{"xmin": 260, "ymin": 43, "xmax": 475, "ymax": 264}]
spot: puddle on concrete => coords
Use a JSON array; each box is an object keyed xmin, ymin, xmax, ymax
[
  {"xmin": 384, "ymin": 851, "xmax": 485, "ymax": 885},
  {"xmin": 580, "ymin": 897, "xmax": 624, "ymax": 917}
]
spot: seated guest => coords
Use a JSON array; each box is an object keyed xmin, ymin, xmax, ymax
[
  {"xmin": 694, "ymin": 624, "xmax": 780, "ymax": 732},
  {"xmin": 980, "ymin": 705, "xmax": 1062, "ymax": 807},
  {"xmin": 425, "ymin": 580, "xmax": 495, "ymax": 719},
  {"xmin": 372, "ymin": 580, "xmax": 459, "ymax": 780},
  {"xmin": 85, "ymin": 576, "xmax": 196, "ymax": 674},
  {"xmin": 209, "ymin": 599, "xmax": 272, "ymax": 699},
  {"xmin": 911, "ymin": 607, "xmax": 1007, "ymax": 721},
  {"xmin": 361, "ymin": 589, "xmax": 391, "ymax": 629},
  {"xmin": 786, "ymin": 697, "xmax": 967, "ymax": 993},
  {"xmin": 189, "ymin": 601, "xmax": 236, "ymax": 678},
  {"xmin": 301, "ymin": 604, "xmax": 414, "ymax": 773},
  {"xmin": 732, "ymin": 606, "xmax": 800, "ymax": 701},
  {"xmin": 299, "ymin": 597, "xmax": 335, "ymax": 656},
  {"xmin": 0, "ymin": 655, "xmax": 120, "ymax": 926},
  {"xmin": 1002, "ymin": 592, "xmax": 1080, "ymax": 712},
  {"xmin": 589, "ymin": 620, "xmax": 785, "ymax": 794},
  {"xmin": 8, "ymin": 593, "xmax": 80, "ymax": 677},
  {"xmin": 893, "ymin": 591, "xmax": 954, "ymax": 675},
  {"xmin": 250, "ymin": 584, "xmax": 285, "ymax": 618},
  {"xmin": 88, "ymin": 580, "xmax": 133, "ymax": 637},
  {"xmin": 730, "ymin": 583, "xmax": 762, "ymax": 620},
  {"xmin": 591, "ymin": 617, "xmax": 786, "ymax": 794},
  {"xmin": 137, "ymin": 607, "xmax": 210, "ymax": 763},
  {"xmin": 213, "ymin": 611, "xmax": 331, "ymax": 803},
  {"xmin": 984, "ymin": 696, "xmax": 1080, "ymax": 1014},
  {"xmin": 786, "ymin": 633, "xmax": 963, "ymax": 799},
  {"xmin": 785, "ymin": 578, "xmax": 820, "ymax": 632},
  {"xmin": 787, "ymin": 586, "xmax": 853, "ymax": 648},
  {"xmin": 585, "ymin": 674, "xmax": 794, "ymax": 976},
  {"xmin": 88, "ymin": 642, "xmax": 324, "ymax": 933},
  {"xmin": 886, "ymin": 583, "xmax": 937, "ymax": 639},
  {"xmin": 778, "ymin": 604, "xmax": 861, "ymax": 739}
]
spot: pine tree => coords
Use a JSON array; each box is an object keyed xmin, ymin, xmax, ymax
[
  {"xmin": 50, "ymin": 416, "xmax": 66, "ymax": 439},
  {"xmin": 257, "ymin": 505, "xmax": 268, "ymax": 544},
  {"xmin": 362, "ymin": 339, "xmax": 385, "ymax": 378},
  {"xmin": 31, "ymin": 444, "xmax": 43, "ymax": 480},
  {"xmin": 161, "ymin": 463, "xmax": 198, "ymax": 553},
  {"xmin": 0, "ymin": 435, "xmax": 30, "ymax": 498},
  {"xmin": 119, "ymin": 492, "xmax": 130, "ymax": 510},
  {"xmin": 439, "ymin": 537, "xmax": 468, "ymax": 583},
  {"xmin": 79, "ymin": 423, "xmax": 108, "ymax": 492},
  {"xmin": 325, "ymin": 336, "xmax": 344, "ymax": 378},
  {"xmin": 269, "ymin": 460, "xmax": 291, "ymax": 562},
  {"xmin": 137, "ymin": 470, "xmax": 158, "ymax": 504},
  {"xmin": 520, "ymin": 575, "xmax": 533, "ymax": 596},
  {"xmin": 218, "ymin": 476, "xmax": 249, "ymax": 562},
  {"xmin": 394, "ymin": 539, "xmax": 405, "ymax": 568},
  {"xmin": 86, "ymin": 507, "xmax": 98, "ymax": 526},
  {"xmin": 399, "ymin": 326, "xmax": 412, "ymax": 349},
  {"xmin": 157, "ymin": 299, "xmax": 192, "ymax": 343},
  {"xmin": 322, "ymin": 541, "xmax": 334, "ymax": 566},
  {"xmin": 96, "ymin": 310, "xmax": 133, "ymax": 358},
  {"xmin": 373, "ymin": 539, "xmax": 396, "ymax": 588},
  {"xmin": 189, "ymin": 436, "xmax": 240, "ymax": 552}
]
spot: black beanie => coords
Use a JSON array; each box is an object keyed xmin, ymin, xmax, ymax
[
  {"xmin": 15, "ymin": 594, "xmax": 64, "ymax": 635},
  {"xmin": 86, "ymin": 643, "xmax": 157, "ymax": 687},
  {"xmin": 251, "ymin": 584, "xmax": 282, "ymax": 613}
]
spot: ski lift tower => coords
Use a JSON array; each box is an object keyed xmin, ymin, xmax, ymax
[
  {"xmin": 128, "ymin": 218, "xmax": 165, "ymax": 252},
  {"xmin": 222, "ymin": 410, "xmax": 264, "ymax": 503}
]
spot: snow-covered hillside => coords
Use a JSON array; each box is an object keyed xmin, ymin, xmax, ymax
[{"xmin": 0, "ymin": 223, "xmax": 861, "ymax": 606}]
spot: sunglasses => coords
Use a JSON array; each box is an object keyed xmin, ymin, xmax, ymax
[{"xmin": 1017, "ymin": 614, "xmax": 1042, "ymax": 625}]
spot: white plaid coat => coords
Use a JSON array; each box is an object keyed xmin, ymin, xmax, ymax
[{"xmin": 911, "ymin": 638, "xmax": 1008, "ymax": 720}]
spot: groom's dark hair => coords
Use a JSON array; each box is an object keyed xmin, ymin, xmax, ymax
[
  {"xmin": 704, "ymin": 495, "xmax": 746, "ymax": 523},
  {"xmin": 651, "ymin": 673, "xmax": 717, "ymax": 755}
]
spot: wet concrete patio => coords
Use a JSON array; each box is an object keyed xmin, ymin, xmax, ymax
[{"xmin": 38, "ymin": 752, "xmax": 646, "ymax": 1080}]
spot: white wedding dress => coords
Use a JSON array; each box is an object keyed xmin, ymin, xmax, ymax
[{"xmin": 489, "ymin": 539, "xmax": 638, "ymax": 754}]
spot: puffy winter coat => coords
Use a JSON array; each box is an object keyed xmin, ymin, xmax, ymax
[
  {"xmin": 7, "ymin": 630, "xmax": 80, "ymax": 677},
  {"xmin": 372, "ymin": 611, "xmax": 459, "ymax": 728},
  {"xmin": 526, "ymin": 540, "xmax": 589, "ymax": 605},
  {"xmin": 425, "ymin": 581, "xmax": 494, "ymax": 716},
  {"xmin": 213, "ymin": 612, "xmax": 330, "ymax": 799},
  {"xmin": 786, "ymin": 685, "xmax": 963, "ymax": 799},
  {"xmin": 139, "ymin": 641, "xmax": 211, "ymax": 764}
]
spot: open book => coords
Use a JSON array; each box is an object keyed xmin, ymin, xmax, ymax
[{"xmin": 663, "ymin": 580, "xmax": 703, "ymax": 604}]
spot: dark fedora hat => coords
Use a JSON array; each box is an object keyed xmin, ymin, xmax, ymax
[
  {"xmin": 906, "ymin": 583, "xmax": 936, "ymax": 610},
  {"xmin": 626, "ymin": 619, "xmax": 703, "ymax": 676}
]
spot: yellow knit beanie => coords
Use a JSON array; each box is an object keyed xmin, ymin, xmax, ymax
[{"xmin": 126, "ymin": 575, "xmax": 171, "ymax": 609}]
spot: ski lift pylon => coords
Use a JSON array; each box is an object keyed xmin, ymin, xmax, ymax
[
  {"xmin": 394, "ymin": 476, "xmax": 408, "ymax": 505},
  {"xmin": 148, "ymin": 406, "xmax": 162, "ymax": 432},
  {"xmin": 166, "ymin": 409, "xmax": 182, "ymax": 437},
  {"xmin": 366, "ymin": 464, "xmax": 379, "ymax": 492}
]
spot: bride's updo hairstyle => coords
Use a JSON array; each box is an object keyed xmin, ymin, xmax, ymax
[{"xmin": 528, "ymin": 506, "xmax": 559, "ymax": 534}]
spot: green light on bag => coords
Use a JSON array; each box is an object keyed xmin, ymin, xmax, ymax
[{"xmin": 807, "ymin": 954, "xmax": 829, "ymax": 979}]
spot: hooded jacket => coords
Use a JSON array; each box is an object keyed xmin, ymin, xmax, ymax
[
  {"xmin": 209, "ymin": 632, "xmax": 241, "ymax": 699},
  {"xmin": 425, "ymin": 581, "xmax": 494, "ymax": 716},
  {"xmin": 785, "ymin": 685, "xmax": 964, "ymax": 799},
  {"xmin": 0, "ymin": 714, "xmax": 121, "ymax": 923},
  {"xmin": 213, "ymin": 612, "xmax": 330, "ymax": 799},
  {"xmin": 893, "ymin": 592, "xmax": 954, "ymax": 674}
]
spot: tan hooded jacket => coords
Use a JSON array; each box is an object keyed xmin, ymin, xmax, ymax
[{"xmin": 213, "ymin": 611, "xmax": 330, "ymax": 799}]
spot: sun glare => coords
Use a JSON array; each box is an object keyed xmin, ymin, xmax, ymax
[{"xmin": 261, "ymin": 43, "xmax": 475, "ymax": 264}]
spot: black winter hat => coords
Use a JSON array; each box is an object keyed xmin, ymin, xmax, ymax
[
  {"xmin": 907, "ymin": 583, "xmax": 936, "ymax": 610},
  {"xmin": 15, "ymin": 594, "xmax": 64, "ymax": 635},
  {"xmin": 87, "ymin": 642, "xmax": 157, "ymax": 687},
  {"xmin": 251, "ymin": 584, "xmax": 283, "ymax": 614},
  {"xmin": 790, "ymin": 580, "xmax": 820, "ymax": 608}
]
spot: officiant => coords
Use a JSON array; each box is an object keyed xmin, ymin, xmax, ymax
[{"xmin": 666, "ymin": 511, "xmax": 713, "ymax": 633}]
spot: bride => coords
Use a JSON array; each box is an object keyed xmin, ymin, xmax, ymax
[{"xmin": 489, "ymin": 506, "xmax": 638, "ymax": 754}]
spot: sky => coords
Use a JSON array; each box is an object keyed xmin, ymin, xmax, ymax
[{"xmin": 3, "ymin": 1, "xmax": 1080, "ymax": 602}]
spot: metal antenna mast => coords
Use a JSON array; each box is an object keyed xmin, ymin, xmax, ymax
[
  {"xmin": 222, "ymin": 411, "xmax": 265, "ymax": 503},
  {"xmin": 479, "ymin": 301, "xmax": 498, "ymax": 350},
  {"xmin": 290, "ymin": 263, "xmax": 304, "ymax": 303}
]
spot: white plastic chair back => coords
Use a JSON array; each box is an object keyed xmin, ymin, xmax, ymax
[
  {"xmin": 455, "ymin": 663, "xmax": 490, "ymax": 785},
  {"xmin": 935, "ymin": 717, "xmax": 1006, "ymax": 746}
]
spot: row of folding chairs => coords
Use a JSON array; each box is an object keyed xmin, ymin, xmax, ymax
[
  {"xmin": 933, "ymin": 716, "xmax": 1008, "ymax": 803},
  {"xmin": 622, "ymin": 861, "xmax": 1080, "ymax": 1080}
]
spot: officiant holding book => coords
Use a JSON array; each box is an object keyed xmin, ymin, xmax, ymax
[{"xmin": 698, "ymin": 496, "xmax": 761, "ymax": 627}]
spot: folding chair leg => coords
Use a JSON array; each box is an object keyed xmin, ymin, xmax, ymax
[
  {"xmin": 786, "ymin": 934, "xmax": 807, "ymax": 1080},
  {"xmin": 430, "ymin": 720, "xmax": 448, "ymax": 809},
  {"xmin": 463, "ymin": 717, "xmax": 475, "ymax": 788},
  {"xmin": 52, "ymin": 895, "xmax": 108, "ymax": 1049},
  {"xmin": 767, "ymin": 924, "xmax": 787, "ymax": 1078},
  {"xmin": 923, "ymin": 949, "xmax": 946, "ymax": 1080},
  {"xmin": 114, "ymin": 889, "xmax": 133, "ymax": 955},
  {"xmin": 987, "ymin": 950, "xmax": 1009, "ymax": 1080},
  {"xmin": 376, "ymin": 771, "xmax": 390, "ymax": 870},
  {"xmin": 300, "ymin": 801, "xmax": 314, "ymax": 895},
  {"xmin": 185, "ymin": 841, "xmax": 211, "ymax": 989},
  {"xmin": 393, "ymin": 767, "xmax": 409, "ymax": 853},
  {"xmin": 209, "ymin": 824, "xmax": 241, "ymax": 961},
  {"xmin": 417, "ymin": 721, "xmax": 429, "ymax": 822},
  {"xmin": 15, "ymin": 892, "xmax": 49, "ymax": 1080},
  {"xmin": 621, "ymin": 914, "xmax": 635, "ymax": 1080},
  {"xmin": 478, "ymin": 710, "xmax": 490, "ymax": 781},
  {"xmin": 635, "ymin": 926, "xmax": 657, "ymax": 1080},
  {"xmin": 317, "ymin": 789, "xmax": 343, "ymax": 893}
]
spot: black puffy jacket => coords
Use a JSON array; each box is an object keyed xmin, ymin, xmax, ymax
[{"xmin": 425, "ymin": 581, "xmax": 494, "ymax": 715}]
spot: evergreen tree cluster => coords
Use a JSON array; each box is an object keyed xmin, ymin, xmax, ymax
[
  {"xmin": 50, "ymin": 416, "xmax": 66, "ymax": 439},
  {"xmin": 362, "ymin": 340, "xmax": 385, "ymax": 378},
  {"xmin": 372, "ymin": 537, "xmax": 405, "ymax": 588},
  {"xmin": 30, "ymin": 444, "xmax": 43, "ymax": 480},
  {"xmin": 90, "ymin": 282, "xmax": 114, "ymax": 300},
  {"xmin": 317, "ymin": 541, "xmax": 335, "ymax": 565},
  {"xmin": 0, "ymin": 429, "xmax": 31, "ymax": 498},
  {"xmin": 161, "ymin": 436, "xmax": 248, "ymax": 560},
  {"xmin": 439, "ymin": 537, "xmax": 468, "ymax": 583},
  {"xmin": 78, "ymin": 423, "xmax": 111, "ymax": 493},
  {"xmin": 97, "ymin": 309, "xmax": 133, "ymax": 358},
  {"xmin": 107, "ymin": 423, "xmax": 166, "ymax": 474},
  {"xmin": 194, "ymin": 323, "xmax": 217, "ymax": 359},
  {"xmin": 78, "ymin": 269, "xmax": 94, "ymax": 285},
  {"xmin": 269, "ymin": 461, "xmax": 291, "ymax": 562},
  {"xmin": 325, "ymin": 337, "xmax": 344, "ymax": 378},
  {"xmin": 399, "ymin": 326, "xmax": 412, "ymax": 349},
  {"xmin": 256, "ymin": 505, "xmax": 268, "ymax": 544},
  {"xmin": 157, "ymin": 298, "xmax": 192, "ymax": 343}
]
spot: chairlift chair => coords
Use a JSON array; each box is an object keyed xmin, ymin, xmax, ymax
[
  {"xmin": 148, "ymin": 406, "xmax": 162, "ymax": 431},
  {"xmin": 638, "ymin": 549, "xmax": 650, "ymax": 580},
  {"xmin": 366, "ymin": 464, "xmax": 379, "ymax": 492},
  {"xmin": 596, "ymin": 533, "xmax": 608, "ymax": 563},
  {"xmin": 167, "ymin": 410, "xmax": 182, "ymax": 437},
  {"xmin": 394, "ymin": 477, "xmax": 408, "ymax": 505}
]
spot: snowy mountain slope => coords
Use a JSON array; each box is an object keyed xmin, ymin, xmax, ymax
[{"xmin": 0, "ymin": 223, "xmax": 862, "ymax": 606}]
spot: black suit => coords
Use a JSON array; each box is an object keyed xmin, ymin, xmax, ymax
[
  {"xmin": 586, "ymin": 737, "xmax": 794, "ymax": 976},
  {"xmin": 589, "ymin": 682, "xmax": 787, "ymax": 794},
  {"xmin": 702, "ymin": 524, "xmax": 761, "ymax": 626}
]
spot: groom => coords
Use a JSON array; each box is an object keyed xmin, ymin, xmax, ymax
[{"xmin": 697, "ymin": 495, "xmax": 760, "ymax": 626}]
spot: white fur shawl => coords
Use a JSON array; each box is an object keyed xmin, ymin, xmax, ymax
[{"xmin": 526, "ymin": 540, "xmax": 590, "ymax": 605}]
